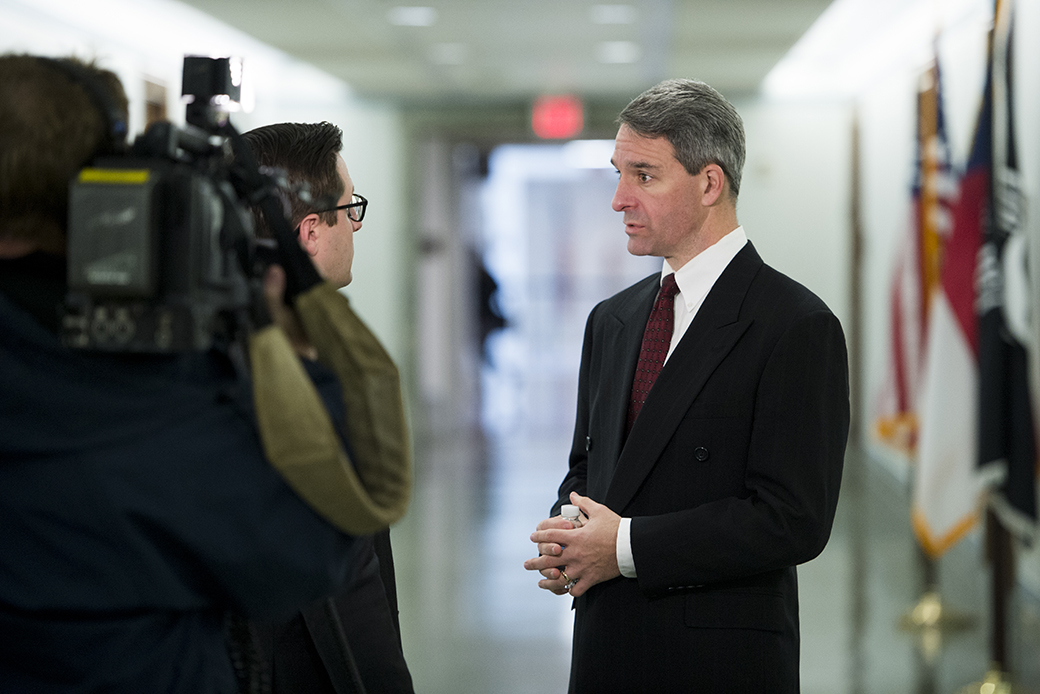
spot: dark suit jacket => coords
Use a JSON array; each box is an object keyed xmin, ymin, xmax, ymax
[
  {"xmin": 253, "ymin": 529, "xmax": 413, "ymax": 694},
  {"xmin": 555, "ymin": 242, "xmax": 849, "ymax": 693}
]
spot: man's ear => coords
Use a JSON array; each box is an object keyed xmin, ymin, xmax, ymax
[
  {"xmin": 296, "ymin": 213, "xmax": 322, "ymax": 256},
  {"xmin": 701, "ymin": 163, "xmax": 727, "ymax": 206}
]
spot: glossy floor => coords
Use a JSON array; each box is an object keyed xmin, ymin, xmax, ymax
[{"xmin": 391, "ymin": 423, "xmax": 1040, "ymax": 694}]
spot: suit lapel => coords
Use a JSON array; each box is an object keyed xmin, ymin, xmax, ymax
[
  {"xmin": 604, "ymin": 243, "xmax": 764, "ymax": 513},
  {"xmin": 588, "ymin": 274, "xmax": 659, "ymax": 500}
]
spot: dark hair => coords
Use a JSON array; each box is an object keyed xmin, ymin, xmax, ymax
[
  {"xmin": 618, "ymin": 79, "xmax": 745, "ymax": 199},
  {"xmin": 0, "ymin": 54, "xmax": 129, "ymax": 252},
  {"xmin": 241, "ymin": 122, "xmax": 344, "ymax": 237}
]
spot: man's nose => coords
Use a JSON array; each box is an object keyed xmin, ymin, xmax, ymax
[{"xmin": 611, "ymin": 181, "xmax": 630, "ymax": 212}]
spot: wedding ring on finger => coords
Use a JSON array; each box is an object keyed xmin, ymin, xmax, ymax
[{"xmin": 560, "ymin": 570, "xmax": 576, "ymax": 591}]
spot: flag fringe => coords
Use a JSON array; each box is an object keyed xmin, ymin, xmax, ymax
[{"xmin": 911, "ymin": 506, "xmax": 979, "ymax": 559}]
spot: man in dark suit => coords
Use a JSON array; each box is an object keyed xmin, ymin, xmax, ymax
[{"xmin": 524, "ymin": 79, "xmax": 849, "ymax": 693}]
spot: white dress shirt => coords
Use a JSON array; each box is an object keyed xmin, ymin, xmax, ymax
[{"xmin": 616, "ymin": 226, "xmax": 748, "ymax": 578}]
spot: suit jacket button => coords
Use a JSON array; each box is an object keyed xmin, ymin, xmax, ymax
[
  {"xmin": 585, "ymin": 436, "xmax": 592, "ymax": 453},
  {"xmin": 694, "ymin": 446, "xmax": 709, "ymax": 462}
]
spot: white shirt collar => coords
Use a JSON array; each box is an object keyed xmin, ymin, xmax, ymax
[{"xmin": 661, "ymin": 226, "xmax": 748, "ymax": 311}]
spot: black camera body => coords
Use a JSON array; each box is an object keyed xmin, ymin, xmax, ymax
[{"xmin": 62, "ymin": 57, "xmax": 260, "ymax": 353}]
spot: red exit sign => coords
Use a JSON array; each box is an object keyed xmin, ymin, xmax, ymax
[{"xmin": 532, "ymin": 95, "xmax": 584, "ymax": 139}]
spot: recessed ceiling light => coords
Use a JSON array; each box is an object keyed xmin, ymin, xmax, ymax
[
  {"xmin": 596, "ymin": 41, "xmax": 641, "ymax": 64},
  {"xmin": 388, "ymin": 6, "xmax": 438, "ymax": 26},
  {"xmin": 430, "ymin": 43, "xmax": 468, "ymax": 65},
  {"xmin": 590, "ymin": 4, "xmax": 637, "ymax": 25}
]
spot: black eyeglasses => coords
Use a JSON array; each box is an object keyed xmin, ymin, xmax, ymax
[{"xmin": 318, "ymin": 193, "xmax": 367, "ymax": 223}]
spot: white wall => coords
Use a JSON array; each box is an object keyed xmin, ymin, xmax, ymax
[
  {"xmin": 0, "ymin": 0, "xmax": 408, "ymax": 364},
  {"xmin": 737, "ymin": 98, "xmax": 854, "ymax": 326}
]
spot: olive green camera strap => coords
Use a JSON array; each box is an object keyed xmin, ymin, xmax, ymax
[{"xmin": 248, "ymin": 283, "xmax": 411, "ymax": 535}]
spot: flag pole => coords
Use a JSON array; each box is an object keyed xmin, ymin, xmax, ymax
[
  {"xmin": 987, "ymin": 507, "xmax": 1014, "ymax": 674},
  {"xmin": 847, "ymin": 102, "xmax": 869, "ymax": 694},
  {"xmin": 898, "ymin": 545, "xmax": 975, "ymax": 661},
  {"xmin": 898, "ymin": 55, "xmax": 975, "ymax": 647},
  {"xmin": 898, "ymin": 548, "xmax": 974, "ymax": 631},
  {"xmin": 848, "ymin": 103, "xmax": 864, "ymax": 453},
  {"xmin": 958, "ymin": 0, "xmax": 1024, "ymax": 690},
  {"xmin": 956, "ymin": 510, "xmax": 1018, "ymax": 693}
]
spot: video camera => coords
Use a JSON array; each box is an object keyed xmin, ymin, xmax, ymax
[{"xmin": 62, "ymin": 56, "xmax": 304, "ymax": 353}]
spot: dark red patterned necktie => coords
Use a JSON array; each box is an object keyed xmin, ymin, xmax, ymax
[{"xmin": 627, "ymin": 273, "xmax": 679, "ymax": 433}]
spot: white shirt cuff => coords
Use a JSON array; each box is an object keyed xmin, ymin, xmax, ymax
[{"xmin": 616, "ymin": 517, "xmax": 636, "ymax": 578}]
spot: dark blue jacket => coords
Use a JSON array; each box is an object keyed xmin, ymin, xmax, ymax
[{"xmin": 0, "ymin": 256, "xmax": 358, "ymax": 693}]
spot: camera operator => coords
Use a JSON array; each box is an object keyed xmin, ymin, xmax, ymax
[
  {"xmin": 241, "ymin": 122, "xmax": 414, "ymax": 693},
  {"xmin": 0, "ymin": 54, "xmax": 363, "ymax": 694}
]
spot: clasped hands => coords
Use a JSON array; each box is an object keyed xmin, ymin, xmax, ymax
[{"xmin": 524, "ymin": 492, "xmax": 621, "ymax": 597}]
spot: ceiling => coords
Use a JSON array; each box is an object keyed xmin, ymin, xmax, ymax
[{"xmin": 178, "ymin": 0, "xmax": 834, "ymax": 107}]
